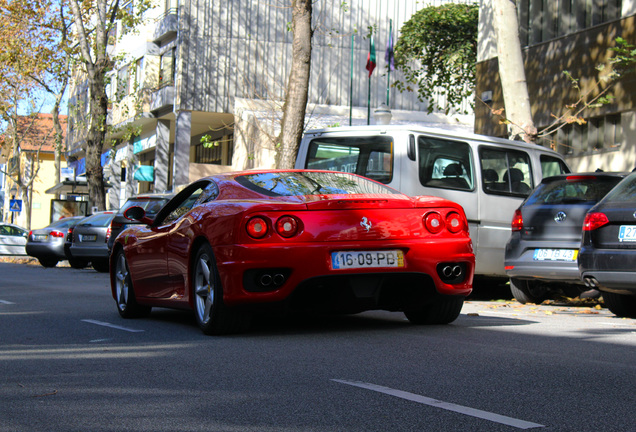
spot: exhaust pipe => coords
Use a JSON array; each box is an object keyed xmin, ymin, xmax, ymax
[
  {"xmin": 273, "ymin": 273, "xmax": 286, "ymax": 286},
  {"xmin": 583, "ymin": 276, "xmax": 598, "ymax": 288},
  {"xmin": 259, "ymin": 274, "xmax": 273, "ymax": 287},
  {"xmin": 452, "ymin": 265, "xmax": 462, "ymax": 277}
]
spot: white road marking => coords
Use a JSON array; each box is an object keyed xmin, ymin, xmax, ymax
[
  {"xmin": 0, "ymin": 300, "xmax": 15, "ymax": 304},
  {"xmin": 332, "ymin": 379, "xmax": 545, "ymax": 430},
  {"xmin": 82, "ymin": 319, "xmax": 145, "ymax": 333}
]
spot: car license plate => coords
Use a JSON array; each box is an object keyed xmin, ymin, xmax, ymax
[
  {"xmin": 34, "ymin": 234, "xmax": 48, "ymax": 241},
  {"xmin": 533, "ymin": 249, "xmax": 578, "ymax": 261},
  {"xmin": 618, "ymin": 226, "xmax": 636, "ymax": 242},
  {"xmin": 80, "ymin": 234, "xmax": 97, "ymax": 242},
  {"xmin": 331, "ymin": 250, "xmax": 404, "ymax": 270}
]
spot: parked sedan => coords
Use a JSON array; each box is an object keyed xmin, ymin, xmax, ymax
[
  {"xmin": 0, "ymin": 222, "xmax": 28, "ymax": 255},
  {"xmin": 505, "ymin": 172, "xmax": 626, "ymax": 304},
  {"xmin": 69, "ymin": 212, "xmax": 115, "ymax": 272},
  {"xmin": 106, "ymin": 193, "xmax": 172, "ymax": 253},
  {"xmin": 26, "ymin": 216, "xmax": 87, "ymax": 268},
  {"xmin": 110, "ymin": 170, "xmax": 475, "ymax": 334},
  {"xmin": 580, "ymin": 171, "xmax": 636, "ymax": 318}
]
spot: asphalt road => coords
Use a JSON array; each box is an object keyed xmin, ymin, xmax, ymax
[{"xmin": 1, "ymin": 261, "xmax": 635, "ymax": 432}]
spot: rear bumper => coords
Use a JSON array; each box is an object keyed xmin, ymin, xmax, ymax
[
  {"xmin": 213, "ymin": 238, "xmax": 475, "ymax": 306},
  {"xmin": 25, "ymin": 243, "xmax": 66, "ymax": 260},
  {"xmin": 69, "ymin": 244, "xmax": 109, "ymax": 260},
  {"xmin": 505, "ymin": 239, "xmax": 581, "ymax": 283},
  {"xmin": 579, "ymin": 247, "xmax": 636, "ymax": 293}
]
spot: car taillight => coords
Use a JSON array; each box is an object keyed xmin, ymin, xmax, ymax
[
  {"xmin": 276, "ymin": 216, "xmax": 300, "ymax": 238},
  {"xmin": 446, "ymin": 212, "xmax": 465, "ymax": 233},
  {"xmin": 583, "ymin": 212, "xmax": 609, "ymax": 231},
  {"xmin": 67, "ymin": 227, "xmax": 74, "ymax": 241},
  {"xmin": 511, "ymin": 209, "xmax": 523, "ymax": 231},
  {"xmin": 50, "ymin": 230, "xmax": 65, "ymax": 238},
  {"xmin": 28, "ymin": 230, "xmax": 33, "ymax": 238},
  {"xmin": 246, "ymin": 217, "xmax": 269, "ymax": 239},
  {"xmin": 424, "ymin": 212, "xmax": 444, "ymax": 234},
  {"xmin": 105, "ymin": 227, "xmax": 112, "ymax": 242}
]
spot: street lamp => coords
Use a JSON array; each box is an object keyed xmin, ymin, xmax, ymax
[{"xmin": 373, "ymin": 104, "xmax": 392, "ymax": 125}]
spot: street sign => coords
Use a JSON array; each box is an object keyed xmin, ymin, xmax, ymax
[{"xmin": 9, "ymin": 199, "xmax": 22, "ymax": 212}]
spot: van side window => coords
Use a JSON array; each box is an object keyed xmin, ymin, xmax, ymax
[
  {"xmin": 305, "ymin": 136, "xmax": 393, "ymax": 183},
  {"xmin": 541, "ymin": 155, "xmax": 570, "ymax": 176},
  {"xmin": 480, "ymin": 147, "xmax": 533, "ymax": 196},
  {"xmin": 418, "ymin": 136, "xmax": 474, "ymax": 191}
]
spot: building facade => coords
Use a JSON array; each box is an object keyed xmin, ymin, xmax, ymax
[
  {"xmin": 65, "ymin": 0, "xmax": 475, "ymax": 209},
  {"xmin": 476, "ymin": 0, "xmax": 636, "ymax": 172}
]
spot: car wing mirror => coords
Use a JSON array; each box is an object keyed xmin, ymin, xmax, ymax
[{"xmin": 124, "ymin": 206, "xmax": 154, "ymax": 225}]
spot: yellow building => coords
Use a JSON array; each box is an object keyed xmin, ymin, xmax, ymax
[{"xmin": 1, "ymin": 114, "xmax": 67, "ymax": 230}]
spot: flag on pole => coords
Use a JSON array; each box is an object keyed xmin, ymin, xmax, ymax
[
  {"xmin": 366, "ymin": 36, "xmax": 376, "ymax": 77},
  {"xmin": 385, "ymin": 24, "xmax": 395, "ymax": 71}
]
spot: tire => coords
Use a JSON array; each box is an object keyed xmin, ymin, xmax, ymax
[
  {"xmin": 113, "ymin": 249, "xmax": 151, "ymax": 318},
  {"xmin": 404, "ymin": 295, "xmax": 464, "ymax": 325},
  {"xmin": 68, "ymin": 258, "xmax": 89, "ymax": 269},
  {"xmin": 510, "ymin": 278, "xmax": 548, "ymax": 304},
  {"xmin": 38, "ymin": 258, "xmax": 58, "ymax": 268},
  {"xmin": 192, "ymin": 243, "xmax": 251, "ymax": 335},
  {"xmin": 602, "ymin": 291, "xmax": 636, "ymax": 318},
  {"xmin": 92, "ymin": 259, "xmax": 110, "ymax": 273}
]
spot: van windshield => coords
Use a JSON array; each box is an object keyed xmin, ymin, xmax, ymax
[{"xmin": 305, "ymin": 136, "xmax": 393, "ymax": 184}]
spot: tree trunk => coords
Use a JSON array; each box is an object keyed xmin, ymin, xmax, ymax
[
  {"xmin": 492, "ymin": 0, "xmax": 537, "ymax": 142},
  {"xmin": 276, "ymin": 0, "xmax": 313, "ymax": 168},
  {"xmin": 85, "ymin": 66, "xmax": 108, "ymax": 211}
]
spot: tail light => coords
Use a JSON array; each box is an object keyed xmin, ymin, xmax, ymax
[
  {"xmin": 67, "ymin": 227, "xmax": 74, "ymax": 242},
  {"xmin": 511, "ymin": 209, "xmax": 523, "ymax": 231},
  {"xmin": 28, "ymin": 230, "xmax": 33, "ymax": 238},
  {"xmin": 446, "ymin": 212, "xmax": 465, "ymax": 233},
  {"xmin": 105, "ymin": 226, "xmax": 112, "ymax": 242},
  {"xmin": 246, "ymin": 217, "xmax": 269, "ymax": 239},
  {"xmin": 424, "ymin": 212, "xmax": 445, "ymax": 234},
  {"xmin": 50, "ymin": 230, "xmax": 65, "ymax": 238},
  {"xmin": 276, "ymin": 216, "xmax": 300, "ymax": 238},
  {"xmin": 583, "ymin": 212, "xmax": 609, "ymax": 231}
]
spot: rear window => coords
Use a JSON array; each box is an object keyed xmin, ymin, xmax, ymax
[
  {"xmin": 49, "ymin": 217, "xmax": 82, "ymax": 229},
  {"xmin": 120, "ymin": 197, "xmax": 169, "ymax": 216},
  {"xmin": 304, "ymin": 136, "xmax": 393, "ymax": 183},
  {"xmin": 80, "ymin": 213, "xmax": 115, "ymax": 227},
  {"xmin": 525, "ymin": 176, "xmax": 623, "ymax": 205},
  {"xmin": 236, "ymin": 171, "xmax": 399, "ymax": 197},
  {"xmin": 601, "ymin": 172, "xmax": 636, "ymax": 204}
]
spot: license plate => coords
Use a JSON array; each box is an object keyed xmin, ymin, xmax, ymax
[
  {"xmin": 533, "ymin": 249, "xmax": 578, "ymax": 261},
  {"xmin": 331, "ymin": 250, "xmax": 404, "ymax": 270},
  {"xmin": 80, "ymin": 234, "xmax": 97, "ymax": 242},
  {"xmin": 34, "ymin": 234, "xmax": 48, "ymax": 241},
  {"xmin": 618, "ymin": 225, "xmax": 636, "ymax": 242}
]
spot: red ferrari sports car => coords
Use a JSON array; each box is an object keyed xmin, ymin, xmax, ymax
[{"xmin": 110, "ymin": 170, "xmax": 474, "ymax": 334}]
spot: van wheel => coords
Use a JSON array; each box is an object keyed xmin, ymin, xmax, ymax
[
  {"xmin": 510, "ymin": 278, "xmax": 548, "ymax": 304},
  {"xmin": 404, "ymin": 295, "xmax": 464, "ymax": 324},
  {"xmin": 602, "ymin": 291, "xmax": 636, "ymax": 318}
]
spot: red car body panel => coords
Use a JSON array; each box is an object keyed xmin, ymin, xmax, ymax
[{"xmin": 110, "ymin": 170, "xmax": 474, "ymax": 313}]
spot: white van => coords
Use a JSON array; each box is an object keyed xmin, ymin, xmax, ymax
[{"xmin": 294, "ymin": 125, "xmax": 570, "ymax": 281}]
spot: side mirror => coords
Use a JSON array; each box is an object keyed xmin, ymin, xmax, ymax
[{"xmin": 124, "ymin": 206, "xmax": 154, "ymax": 225}]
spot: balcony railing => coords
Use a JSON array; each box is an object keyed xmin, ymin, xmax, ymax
[{"xmin": 153, "ymin": 8, "xmax": 178, "ymax": 43}]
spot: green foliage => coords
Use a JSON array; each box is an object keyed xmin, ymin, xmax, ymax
[{"xmin": 393, "ymin": 3, "xmax": 478, "ymax": 115}]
